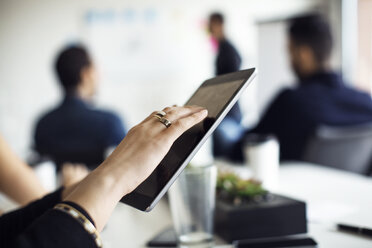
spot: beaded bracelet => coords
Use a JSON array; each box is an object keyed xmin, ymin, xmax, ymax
[{"xmin": 54, "ymin": 203, "xmax": 103, "ymax": 248}]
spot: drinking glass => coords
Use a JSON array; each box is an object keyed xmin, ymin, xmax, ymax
[{"xmin": 169, "ymin": 164, "xmax": 217, "ymax": 248}]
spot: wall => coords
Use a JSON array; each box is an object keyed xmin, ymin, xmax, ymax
[
  {"xmin": 0, "ymin": 0, "xmax": 322, "ymax": 158},
  {"xmin": 256, "ymin": 21, "xmax": 296, "ymax": 115},
  {"xmin": 356, "ymin": 0, "xmax": 372, "ymax": 93}
]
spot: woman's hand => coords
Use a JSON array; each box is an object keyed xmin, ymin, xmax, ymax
[
  {"xmin": 104, "ymin": 105, "xmax": 208, "ymax": 193},
  {"xmin": 64, "ymin": 106, "xmax": 207, "ymax": 231}
]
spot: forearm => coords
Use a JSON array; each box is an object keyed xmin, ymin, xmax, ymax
[
  {"xmin": 0, "ymin": 136, "xmax": 46, "ymax": 205},
  {"xmin": 0, "ymin": 163, "xmax": 46, "ymax": 205},
  {"xmin": 64, "ymin": 160, "xmax": 131, "ymax": 232}
]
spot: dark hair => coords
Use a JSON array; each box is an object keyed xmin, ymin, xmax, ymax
[
  {"xmin": 288, "ymin": 14, "xmax": 333, "ymax": 63},
  {"xmin": 55, "ymin": 45, "xmax": 91, "ymax": 92},
  {"xmin": 209, "ymin": 12, "xmax": 224, "ymax": 24}
]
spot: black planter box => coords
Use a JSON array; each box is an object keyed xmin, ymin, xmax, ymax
[{"xmin": 215, "ymin": 194, "xmax": 307, "ymax": 242}]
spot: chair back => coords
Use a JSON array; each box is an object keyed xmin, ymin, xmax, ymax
[{"xmin": 302, "ymin": 123, "xmax": 372, "ymax": 175}]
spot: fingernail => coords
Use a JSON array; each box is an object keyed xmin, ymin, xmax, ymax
[{"xmin": 200, "ymin": 109, "xmax": 208, "ymax": 114}]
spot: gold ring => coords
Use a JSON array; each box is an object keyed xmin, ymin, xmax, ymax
[
  {"xmin": 154, "ymin": 111, "xmax": 166, "ymax": 119},
  {"xmin": 159, "ymin": 117, "xmax": 172, "ymax": 128}
]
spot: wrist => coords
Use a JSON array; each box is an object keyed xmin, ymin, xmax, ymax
[
  {"xmin": 63, "ymin": 163, "xmax": 129, "ymax": 232},
  {"xmin": 98, "ymin": 159, "xmax": 134, "ymax": 197}
]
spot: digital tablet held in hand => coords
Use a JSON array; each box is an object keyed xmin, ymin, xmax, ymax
[{"xmin": 120, "ymin": 68, "xmax": 256, "ymax": 211}]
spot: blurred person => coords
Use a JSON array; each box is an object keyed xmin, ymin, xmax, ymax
[
  {"xmin": 34, "ymin": 45, "xmax": 127, "ymax": 171},
  {"xmin": 208, "ymin": 12, "xmax": 244, "ymax": 161},
  {"xmin": 0, "ymin": 106, "xmax": 207, "ymax": 247},
  {"xmin": 232, "ymin": 14, "xmax": 372, "ymax": 162}
]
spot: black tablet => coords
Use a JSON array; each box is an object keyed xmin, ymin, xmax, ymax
[{"xmin": 120, "ymin": 68, "xmax": 256, "ymax": 211}]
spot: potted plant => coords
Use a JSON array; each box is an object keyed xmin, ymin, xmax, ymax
[
  {"xmin": 217, "ymin": 172, "xmax": 271, "ymax": 205},
  {"xmin": 215, "ymin": 171, "xmax": 307, "ymax": 242}
]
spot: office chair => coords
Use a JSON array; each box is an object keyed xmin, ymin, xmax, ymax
[{"xmin": 302, "ymin": 123, "xmax": 372, "ymax": 175}]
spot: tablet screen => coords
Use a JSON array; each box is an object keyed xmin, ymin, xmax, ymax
[{"xmin": 120, "ymin": 69, "xmax": 255, "ymax": 211}]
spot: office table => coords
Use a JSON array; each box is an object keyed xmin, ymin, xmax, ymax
[{"xmin": 100, "ymin": 162, "xmax": 372, "ymax": 247}]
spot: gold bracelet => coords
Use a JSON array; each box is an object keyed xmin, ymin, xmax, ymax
[{"xmin": 54, "ymin": 203, "xmax": 103, "ymax": 248}]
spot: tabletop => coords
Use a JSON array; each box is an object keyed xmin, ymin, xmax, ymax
[{"xmin": 99, "ymin": 162, "xmax": 372, "ymax": 247}]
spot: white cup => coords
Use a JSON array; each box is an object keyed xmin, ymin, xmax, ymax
[{"xmin": 243, "ymin": 134, "xmax": 279, "ymax": 191}]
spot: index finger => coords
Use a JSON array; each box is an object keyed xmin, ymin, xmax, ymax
[
  {"xmin": 141, "ymin": 105, "xmax": 205, "ymax": 125},
  {"xmin": 165, "ymin": 109, "xmax": 208, "ymax": 139}
]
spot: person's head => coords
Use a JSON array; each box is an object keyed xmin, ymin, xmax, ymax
[
  {"xmin": 287, "ymin": 14, "xmax": 333, "ymax": 79},
  {"xmin": 55, "ymin": 45, "xmax": 98, "ymax": 100},
  {"xmin": 208, "ymin": 12, "xmax": 225, "ymax": 40}
]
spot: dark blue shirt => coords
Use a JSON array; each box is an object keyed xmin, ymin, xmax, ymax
[
  {"xmin": 213, "ymin": 39, "xmax": 244, "ymax": 158},
  {"xmin": 245, "ymin": 71, "xmax": 372, "ymax": 161},
  {"xmin": 34, "ymin": 95, "xmax": 126, "ymax": 169},
  {"xmin": 216, "ymin": 39, "xmax": 242, "ymax": 121},
  {"xmin": 216, "ymin": 39, "xmax": 242, "ymax": 76}
]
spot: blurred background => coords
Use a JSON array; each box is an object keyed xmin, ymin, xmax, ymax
[{"xmin": 0, "ymin": 0, "xmax": 371, "ymax": 159}]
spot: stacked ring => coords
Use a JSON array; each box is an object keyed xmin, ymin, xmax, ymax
[
  {"xmin": 154, "ymin": 111, "xmax": 166, "ymax": 119},
  {"xmin": 154, "ymin": 111, "xmax": 172, "ymax": 128},
  {"xmin": 159, "ymin": 117, "xmax": 172, "ymax": 128}
]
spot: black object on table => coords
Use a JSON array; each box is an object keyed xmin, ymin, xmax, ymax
[
  {"xmin": 146, "ymin": 227, "xmax": 177, "ymax": 247},
  {"xmin": 233, "ymin": 236, "xmax": 317, "ymax": 248},
  {"xmin": 337, "ymin": 223, "xmax": 372, "ymax": 239},
  {"xmin": 215, "ymin": 194, "xmax": 307, "ymax": 242}
]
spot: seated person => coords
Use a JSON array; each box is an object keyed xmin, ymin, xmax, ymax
[
  {"xmin": 208, "ymin": 12, "xmax": 245, "ymax": 159},
  {"xmin": 230, "ymin": 14, "xmax": 372, "ymax": 162},
  {"xmin": 34, "ymin": 45, "xmax": 127, "ymax": 170}
]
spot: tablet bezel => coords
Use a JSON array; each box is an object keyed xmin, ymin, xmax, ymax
[{"xmin": 120, "ymin": 68, "xmax": 256, "ymax": 211}]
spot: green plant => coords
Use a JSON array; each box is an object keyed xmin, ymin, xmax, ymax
[{"xmin": 217, "ymin": 171, "xmax": 268, "ymax": 204}]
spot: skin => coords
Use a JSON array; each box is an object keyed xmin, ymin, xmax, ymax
[
  {"xmin": 76, "ymin": 63, "xmax": 99, "ymax": 101},
  {"xmin": 63, "ymin": 105, "xmax": 208, "ymax": 231},
  {"xmin": 0, "ymin": 135, "xmax": 47, "ymax": 205},
  {"xmin": 208, "ymin": 19, "xmax": 225, "ymax": 41},
  {"xmin": 61, "ymin": 163, "xmax": 89, "ymax": 186},
  {"xmin": 288, "ymin": 38, "xmax": 331, "ymax": 80}
]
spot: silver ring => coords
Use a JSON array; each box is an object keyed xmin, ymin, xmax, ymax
[{"xmin": 159, "ymin": 117, "xmax": 172, "ymax": 128}]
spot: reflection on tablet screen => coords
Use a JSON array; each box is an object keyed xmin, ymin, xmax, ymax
[{"xmin": 134, "ymin": 79, "xmax": 245, "ymax": 198}]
